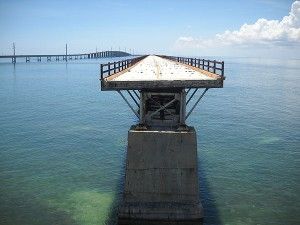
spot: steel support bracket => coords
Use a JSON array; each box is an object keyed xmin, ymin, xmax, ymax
[
  {"xmin": 186, "ymin": 88, "xmax": 209, "ymax": 119},
  {"xmin": 118, "ymin": 91, "xmax": 139, "ymax": 119}
]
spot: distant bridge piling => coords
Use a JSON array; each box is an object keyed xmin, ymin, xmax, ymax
[{"xmin": 65, "ymin": 44, "xmax": 68, "ymax": 62}]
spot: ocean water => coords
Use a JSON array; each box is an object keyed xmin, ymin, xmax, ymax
[{"xmin": 0, "ymin": 56, "xmax": 299, "ymax": 225}]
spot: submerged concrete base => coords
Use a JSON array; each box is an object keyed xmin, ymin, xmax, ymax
[{"xmin": 118, "ymin": 126, "xmax": 203, "ymax": 224}]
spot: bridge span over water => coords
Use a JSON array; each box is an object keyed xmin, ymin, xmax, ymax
[
  {"xmin": 0, "ymin": 50, "xmax": 130, "ymax": 63},
  {"xmin": 100, "ymin": 55, "xmax": 225, "ymax": 224}
]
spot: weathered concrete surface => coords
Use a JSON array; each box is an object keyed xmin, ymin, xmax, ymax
[
  {"xmin": 102, "ymin": 55, "xmax": 223, "ymax": 90},
  {"xmin": 113, "ymin": 55, "xmax": 214, "ymax": 81},
  {"xmin": 118, "ymin": 126, "xmax": 203, "ymax": 223}
]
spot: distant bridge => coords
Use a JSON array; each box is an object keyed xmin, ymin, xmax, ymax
[{"xmin": 0, "ymin": 50, "xmax": 131, "ymax": 63}]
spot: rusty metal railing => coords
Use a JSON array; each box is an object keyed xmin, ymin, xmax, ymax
[
  {"xmin": 100, "ymin": 55, "xmax": 147, "ymax": 80},
  {"xmin": 159, "ymin": 55, "xmax": 224, "ymax": 77}
]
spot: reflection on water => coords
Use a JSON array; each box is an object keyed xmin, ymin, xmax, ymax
[{"xmin": 0, "ymin": 57, "xmax": 299, "ymax": 225}]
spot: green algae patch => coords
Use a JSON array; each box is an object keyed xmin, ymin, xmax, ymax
[
  {"xmin": 258, "ymin": 136, "xmax": 282, "ymax": 145},
  {"xmin": 48, "ymin": 190, "xmax": 115, "ymax": 225}
]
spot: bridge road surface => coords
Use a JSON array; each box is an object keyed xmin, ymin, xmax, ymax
[
  {"xmin": 113, "ymin": 55, "xmax": 215, "ymax": 81},
  {"xmin": 102, "ymin": 55, "xmax": 223, "ymax": 90}
]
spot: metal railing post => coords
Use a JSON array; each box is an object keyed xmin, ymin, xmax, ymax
[
  {"xmin": 221, "ymin": 61, "xmax": 224, "ymax": 76},
  {"xmin": 213, "ymin": 60, "xmax": 216, "ymax": 74},
  {"xmin": 108, "ymin": 62, "xmax": 111, "ymax": 76}
]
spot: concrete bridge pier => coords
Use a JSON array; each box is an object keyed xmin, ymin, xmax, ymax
[
  {"xmin": 118, "ymin": 89, "xmax": 203, "ymax": 224},
  {"xmin": 119, "ymin": 127, "xmax": 203, "ymax": 224},
  {"xmin": 100, "ymin": 55, "xmax": 225, "ymax": 224}
]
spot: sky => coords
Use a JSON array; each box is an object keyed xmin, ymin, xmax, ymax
[{"xmin": 0, "ymin": 0, "xmax": 299, "ymax": 58}]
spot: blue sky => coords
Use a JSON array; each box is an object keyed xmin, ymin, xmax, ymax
[{"xmin": 0, "ymin": 0, "xmax": 299, "ymax": 57}]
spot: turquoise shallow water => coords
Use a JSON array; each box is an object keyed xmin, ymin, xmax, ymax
[{"xmin": 0, "ymin": 57, "xmax": 299, "ymax": 225}]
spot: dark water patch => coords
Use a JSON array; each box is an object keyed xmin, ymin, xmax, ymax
[{"xmin": 0, "ymin": 191, "xmax": 78, "ymax": 225}]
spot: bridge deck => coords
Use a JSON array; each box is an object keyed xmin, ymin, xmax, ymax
[{"xmin": 102, "ymin": 55, "xmax": 223, "ymax": 90}]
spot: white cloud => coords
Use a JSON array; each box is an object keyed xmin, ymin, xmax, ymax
[{"xmin": 176, "ymin": 1, "xmax": 300, "ymax": 49}]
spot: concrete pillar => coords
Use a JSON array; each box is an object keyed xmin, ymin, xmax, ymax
[
  {"xmin": 180, "ymin": 89, "xmax": 187, "ymax": 125},
  {"xmin": 119, "ymin": 126, "xmax": 203, "ymax": 224}
]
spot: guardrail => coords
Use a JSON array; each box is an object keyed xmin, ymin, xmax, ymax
[
  {"xmin": 159, "ymin": 55, "xmax": 224, "ymax": 77},
  {"xmin": 100, "ymin": 55, "xmax": 147, "ymax": 80}
]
